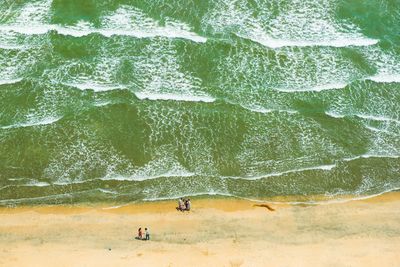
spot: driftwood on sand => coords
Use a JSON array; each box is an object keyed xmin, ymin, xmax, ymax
[{"xmin": 253, "ymin": 204, "xmax": 275, "ymax": 211}]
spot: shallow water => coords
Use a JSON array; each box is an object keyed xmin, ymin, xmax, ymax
[{"xmin": 0, "ymin": 0, "xmax": 399, "ymax": 205}]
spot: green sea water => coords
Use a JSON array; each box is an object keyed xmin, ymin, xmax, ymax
[{"xmin": 0, "ymin": 0, "xmax": 399, "ymax": 205}]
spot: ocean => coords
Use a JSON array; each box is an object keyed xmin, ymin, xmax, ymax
[{"xmin": 0, "ymin": 0, "xmax": 399, "ymax": 205}]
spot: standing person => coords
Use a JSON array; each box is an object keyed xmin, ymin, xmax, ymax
[
  {"xmin": 145, "ymin": 228, "xmax": 150, "ymax": 240},
  {"xmin": 137, "ymin": 227, "xmax": 143, "ymax": 240},
  {"xmin": 185, "ymin": 199, "xmax": 191, "ymax": 211},
  {"xmin": 178, "ymin": 198, "xmax": 184, "ymax": 211}
]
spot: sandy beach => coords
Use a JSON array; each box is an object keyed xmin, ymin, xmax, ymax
[{"xmin": 1, "ymin": 193, "xmax": 400, "ymax": 267}]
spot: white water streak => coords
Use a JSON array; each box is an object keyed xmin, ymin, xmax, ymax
[{"xmin": 224, "ymin": 164, "xmax": 336, "ymax": 180}]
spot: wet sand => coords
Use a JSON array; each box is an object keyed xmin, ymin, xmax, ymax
[{"xmin": 1, "ymin": 193, "xmax": 400, "ymax": 267}]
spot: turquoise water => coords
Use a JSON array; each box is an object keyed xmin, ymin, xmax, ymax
[{"xmin": 0, "ymin": 0, "xmax": 399, "ymax": 205}]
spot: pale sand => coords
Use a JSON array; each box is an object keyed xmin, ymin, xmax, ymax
[{"xmin": 1, "ymin": 193, "xmax": 400, "ymax": 267}]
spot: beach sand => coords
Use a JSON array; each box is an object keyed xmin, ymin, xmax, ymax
[{"xmin": 1, "ymin": 193, "xmax": 400, "ymax": 267}]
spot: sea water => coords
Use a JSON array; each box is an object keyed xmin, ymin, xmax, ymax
[{"xmin": 0, "ymin": 0, "xmax": 399, "ymax": 205}]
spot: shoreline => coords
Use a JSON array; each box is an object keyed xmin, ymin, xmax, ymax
[
  {"xmin": 1, "ymin": 192, "xmax": 399, "ymax": 266},
  {"xmin": 1, "ymin": 188, "xmax": 399, "ymax": 211}
]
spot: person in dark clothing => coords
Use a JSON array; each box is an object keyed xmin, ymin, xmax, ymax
[{"xmin": 184, "ymin": 199, "xmax": 191, "ymax": 211}]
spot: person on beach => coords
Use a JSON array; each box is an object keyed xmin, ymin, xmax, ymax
[
  {"xmin": 145, "ymin": 228, "xmax": 150, "ymax": 240},
  {"xmin": 177, "ymin": 198, "xmax": 185, "ymax": 211},
  {"xmin": 137, "ymin": 227, "xmax": 143, "ymax": 240},
  {"xmin": 185, "ymin": 199, "xmax": 191, "ymax": 211}
]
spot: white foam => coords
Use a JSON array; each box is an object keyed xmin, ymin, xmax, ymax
[
  {"xmin": 308, "ymin": 82, "xmax": 348, "ymax": 92},
  {"xmin": 98, "ymin": 188, "xmax": 118, "ymax": 195},
  {"xmin": 63, "ymin": 82, "xmax": 125, "ymax": 92},
  {"xmin": 0, "ymin": 23, "xmax": 207, "ymax": 43},
  {"xmin": 59, "ymin": 24, "xmax": 206, "ymax": 43},
  {"xmin": 295, "ymin": 187, "xmax": 400, "ymax": 205},
  {"xmin": 365, "ymin": 125, "xmax": 381, "ymax": 132},
  {"xmin": 203, "ymin": 0, "xmax": 378, "ymax": 49},
  {"xmin": 238, "ymin": 33, "xmax": 378, "ymax": 48},
  {"xmin": 55, "ymin": 23, "xmax": 95, "ymax": 37},
  {"xmin": 0, "ymin": 6, "xmax": 206, "ymax": 43},
  {"xmin": 25, "ymin": 181, "xmax": 50, "ymax": 187},
  {"xmin": 100, "ymin": 6, "xmax": 206, "ymax": 43},
  {"xmin": 364, "ymin": 125, "xmax": 394, "ymax": 135},
  {"xmin": 276, "ymin": 82, "xmax": 348, "ymax": 92},
  {"xmin": 343, "ymin": 154, "xmax": 400, "ymax": 162},
  {"xmin": 142, "ymin": 191, "xmax": 234, "ymax": 202},
  {"xmin": 14, "ymin": 0, "xmax": 51, "ymax": 24},
  {"xmin": 53, "ymin": 179, "xmax": 92, "ymax": 186},
  {"xmin": 1, "ymin": 116, "xmax": 62, "ymax": 130},
  {"xmin": 0, "ymin": 44, "xmax": 25, "ymax": 50},
  {"xmin": 356, "ymin": 114, "xmax": 400, "ymax": 124},
  {"xmin": 0, "ymin": 24, "xmax": 98, "ymax": 37},
  {"xmin": 360, "ymin": 47, "xmax": 400, "ymax": 84},
  {"xmin": 7, "ymin": 177, "xmax": 26, "ymax": 181},
  {"xmin": 102, "ymin": 171, "xmax": 196, "ymax": 182},
  {"xmin": 367, "ymin": 74, "xmax": 400, "ymax": 83},
  {"xmin": 240, "ymin": 104, "xmax": 298, "ymax": 115},
  {"xmin": 0, "ymin": 78, "xmax": 22, "ymax": 85},
  {"xmin": 325, "ymin": 111, "xmax": 345, "ymax": 119},
  {"xmin": 224, "ymin": 164, "xmax": 336, "ymax": 180},
  {"xmin": 135, "ymin": 92, "xmax": 216, "ymax": 103},
  {"xmin": 236, "ymin": 103, "xmax": 276, "ymax": 114},
  {"xmin": 52, "ymin": 169, "xmax": 196, "ymax": 184},
  {"xmin": 0, "ymin": 192, "xmax": 73, "ymax": 204},
  {"xmin": 326, "ymin": 113, "xmax": 400, "ymax": 124},
  {"xmin": 94, "ymin": 100, "xmax": 112, "ymax": 107},
  {"xmin": 0, "ymin": 25, "xmax": 50, "ymax": 35},
  {"xmin": 95, "ymin": 26, "xmax": 206, "ymax": 43},
  {"xmin": 142, "ymin": 189, "xmax": 400, "ymax": 205}
]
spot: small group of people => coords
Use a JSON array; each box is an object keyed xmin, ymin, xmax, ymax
[
  {"xmin": 177, "ymin": 197, "xmax": 191, "ymax": 211},
  {"xmin": 136, "ymin": 227, "xmax": 150, "ymax": 241}
]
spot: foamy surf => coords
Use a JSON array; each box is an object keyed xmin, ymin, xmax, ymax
[
  {"xmin": 0, "ymin": 193, "xmax": 73, "ymax": 205},
  {"xmin": 64, "ymin": 82, "xmax": 125, "ymax": 92},
  {"xmin": 325, "ymin": 113, "xmax": 400, "ymax": 124},
  {"xmin": 142, "ymin": 191, "xmax": 235, "ymax": 202},
  {"xmin": 259, "ymin": 187, "xmax": 400, "ymax": 206},
  {"xmin": 97, "ymin": 188, "xmax": 118, "ymax": 195},
  {"xmin": 356, "ymin": 114, "xmax": 400, "ymax": 124},
  {"xmin": 1, "ymin": 116, "xmax": 62, "ymax": 130},
  {"xmin": 276, "ymin": 82, "xmax": 348, "ymax": 92},
  {"xmin": 224, "ymin": 164, "xmax": 336, "ymax": 180},
  {"xmin": 0, "ymin": 78, "xmax": 23, "ymax": 86},
  {"xmin": 101, "ymin": 171, "xmax": 196, "ymax": 182},
  {"xmin": 238, "ymin": 33, "xmax": 379, "ymax": 48},
  {"xmin": 364, "ymin": 125, "xmax": 394, "ymax": 135},
  {"xmin": 325, "ymin": 111, "xmax": 346, "ymax": 119},
  {"xmin": 0, "ymin": 25, "xmax": 49, "ymax": 35},
  {"xmin": 98, "ymin": 28, "xmax": 206, "ymax": 43},
  {"xmin": 0, "ymin": 12, "xmax": 206, "ymax": 43},
  {"xmin": 0, "ymin": 44, "xmax": 25, "ymax": 50},
  {"xmin": 52, "ymin": 171, "xmax": 197, "ymax": 185},
  {"xmin": 239, "ymin": 105, "xmax": 274, "ymax": 114},
  {"xmin": 1, "ymin": 1, "xmax": 206, "ymax": 43},
  {"xmin": 367, "ymin": 74, "xmax": 400, "ymax": 83},
  {"xmin": 25, "ymin": 181, "xmax": 50, "ymax": 187},
  {"xmin": 135, "ymin": 92, "xmax": 216, "ymax": 103},
  {"xmin": 239, "ymin": 104, "xmax": 298, "ymax": 115},
  {"xmin": 343, "ymin": 154, "xmax": 400, "ymax": 162},
  {"xmin": 1, "ymin": 0, "xmax": 400, "ymax": 205},
  {"xmin": 100, "ymin": 6, "xmax": 206, "ymax": 42}
]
